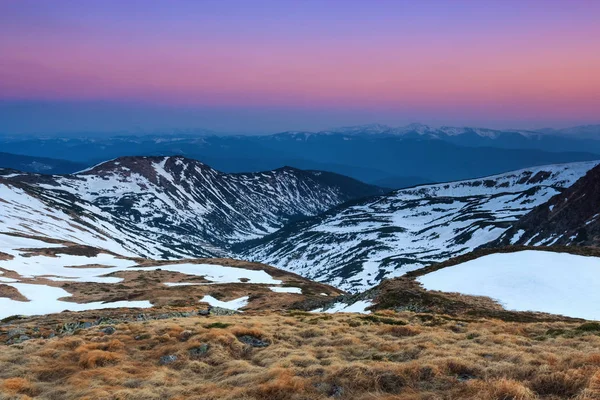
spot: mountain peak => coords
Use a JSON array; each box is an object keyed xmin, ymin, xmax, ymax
[
  {"xmin": 329, "ymin": 123, "xmax": 393, "ymax": 134},
  {"xmin": 78, "ymin": 155, "xmax": 212, "ymax": 176}
]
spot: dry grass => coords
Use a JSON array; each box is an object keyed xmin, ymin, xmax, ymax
[{"xmin": 1, "ymin": 311, "xmax": 600, "ymax": 399}]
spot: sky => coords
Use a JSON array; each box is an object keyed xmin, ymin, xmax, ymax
[{"xmin": 1, "ymin": 0, "xmax": 599, "ymax": 134}]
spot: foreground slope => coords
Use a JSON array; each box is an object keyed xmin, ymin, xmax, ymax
[
  {"xmin": 1, "ymin": 156, "xmax": 385, "ymax": 258},
  {"xmin": 2, "ymin": 310, "xmax": 600, "ymax": 399},
  {"xmin": 240, "ymin": 161, "xmax": 599, "ymax": 291},
  {"xmin": 495, "ymin": 163, "xmax": 600, "ymax": 247}
]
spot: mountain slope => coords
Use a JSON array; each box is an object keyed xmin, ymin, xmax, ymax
[
  {"xmin": 495, "ymin": 163, "xmax": 600, "ymax": 247},
  {"xmin": 0, "ymin": 232, "xmax": 342, "ymax": 320},
  {"xmin": 1, "ymin": 156, "xmax": 385, "ymax": 258},
  {"xmin": 238, "ymin": 161, "xmax": 599, "ymax": 291}
]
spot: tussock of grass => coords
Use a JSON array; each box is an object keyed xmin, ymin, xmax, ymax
[
  {"xmin": 1, "ymin": 312, "xmax": 600, "ymax": 399},
  {"xmin": 205, "ymin": 322, "xmax": 232, "ymax": 329}
]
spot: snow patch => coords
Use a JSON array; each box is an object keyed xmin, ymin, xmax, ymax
[
  {"xmin": 418, "ymin": 250, "xmax": 600, "ymax": 320},
  {"xmin": 200, "ymin": 295, "xmax": 249, "ymax": 311},
  {"xmin": 312, "ymin": 300, "xmax": 372, "ymax": 314}
]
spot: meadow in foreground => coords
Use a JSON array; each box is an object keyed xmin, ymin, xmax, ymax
[{"xmin": 1, "ymin": 310, "xmax": 600, "ymax": 400}]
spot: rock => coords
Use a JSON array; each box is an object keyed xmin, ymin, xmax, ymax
[
  {"xmin": 209, "ymin": 306, "xmax": 238, "ymax": 316},
  {"xmin": 198, "ymin": 309, "xmax": 210, "ymax": 316},
  {"xmin": 81, "ymin": 322, "xmax": 93, "ymax": 329},
  {"xmin": 159, "ymin": 354, "xmax": 178, "ymax": 365},
  {"xmin": 330, "ymin": 385, "xmax": 344, "ymax": 398},
  {"xmin": 17, "ymin": 335, "xmax": 31, "ymax": 343},
  {"xmin": 179, "ymin": 330, "xmax": 193, "ymax": 342},
  {"xmin": 7, "ymin": 328, "xmax": 25, "ymax": 338},
  {"xmin": 188, "ymin": 344, "xmax": 210, "ymax": 358},
  {"xmin": 134, "ymin": 333, "xmax": 151, "ymax": 341},
  {"xmin": 457, "ymin": 374, "xmax": 476, "ymax": 382},
  {"xmin": 101, "ymin": 326, "xmax": 116, "ymax": 335},
  {"xmin": 237, "ymin": 335, "xmax": 270, "ymax": 348}
]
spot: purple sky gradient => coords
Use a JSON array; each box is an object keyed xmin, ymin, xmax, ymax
[{"xmin": 1, "ymin": 0, "xmax": 599, "ymax": 133}]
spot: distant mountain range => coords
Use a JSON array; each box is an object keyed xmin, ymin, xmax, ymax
[
  {"xmin": 1, "ymin": 123, "xmax": 600, "ymax": 187},
  {"xmin": 0, "ymin": 152, "xmax": 86, "ymax": 174}
]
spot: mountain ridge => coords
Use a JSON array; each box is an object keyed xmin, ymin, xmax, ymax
[
  {"xmin": 0, "ymin": 156, "xmax": 386, "ymax": 259},
  {"xmin": 238, "ymin": 160, "xmax": 600, "ymax": 291}
]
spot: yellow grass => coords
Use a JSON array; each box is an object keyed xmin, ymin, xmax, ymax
[{"xmin": 1, "ymin": 311, "xmax": 600, "ymax": 399}]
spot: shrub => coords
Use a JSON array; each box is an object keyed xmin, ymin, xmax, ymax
[
  {"xmin": 78, "ymin": 350, "xmax": 122, "ymax": 368},
  {"xmin": 361, "ymin": 315, "xmax": 407, "ymax": 326},
  {"xmin": 382, "ymin": 325, "xmax": 421, "ymax": 337},
  {"xmin": 529, "ymin": 371, "xmax": 588, "ymax": 397},
  {"xmin": 487, "ymin": 378, "xmax": 536, "ymax": 400},
  {"xmin": 576, "ymin": 322, "xmax": 600, "ymax": 332},
  {"xmin": 2, "ymin": 377, "xmax": 32, "ymax": 393},
  {"xmin": 205, "ymin": 322, "xmax": 232, "ymax": 329}
]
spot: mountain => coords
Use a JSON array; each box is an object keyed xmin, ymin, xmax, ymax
[
  {"xmin": 494, "ymin": 163, "xmax": 600, "ymax": 247},
  {"xmin": 237, "ymin": 161, "xmax": 599, "ymax": 292},
  {"xmin": 536, "ymin": 125, "xmax": 600, "ymax": 140},
  {"xmin": 2, "ymin": 124, "xmax": 600, "ymax": 185},
  {"xmin": 0, "ymin": 152, "xmax": 86, "ymax": 174},
  {"xmin": 0, "ymin": 156, "xmax": 385, "ymax": 258}
]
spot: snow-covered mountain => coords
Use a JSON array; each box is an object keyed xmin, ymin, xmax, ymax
[
  {"xmin": 495, "ymin": 162, "xmax": 600, "ymax": 247},
  {"xmin": 326, "ymin": 123, "xmax": 600, "ymax": 140},
  {"xmin": 3, "ymin": 125, "xmax": 600, "ymax": 186},
  {"xmin": 319, "ymin": 123, "xmax": 540, "ymax": 139},
  {"xmin": 0, "ymin": 156, "xmax": 385, "ymax": 258},
  {"xmin": 238, "ymin": 161, "xmax": 599, "ymax": 292}
]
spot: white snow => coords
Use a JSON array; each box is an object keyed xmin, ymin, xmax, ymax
[
  {"xmin": 0, "ymin": 283, "xmax": 152, "ymax": 319},
  {"xmin": 163, "ymin": 282, "xmax": 202, "ymax": 287},
  {"xmin": 200, "ymin": 295, "xmax": 249, "ymax": 311},
  {"xmin": 510, "ymin": 230, "xmax": 526, "ymax": 245},
  {"xmin": 0, "ymin": 250, "xmax": 137, "ymax": 283},
  {"xmin": 312, "ymin": 300, "xmax": 372, "ymax": 314},
  {"xmin": 131, "ymin": 263, "xmax": 282, "ymax": 285},
  {"xmin": 268, "ymin": 286, "xmax": 302, "ymax": 294},
  {"xmin": 417, "ymin": 250, "xmax": 600, "ymax": 320},
  {"xmin": 247, "ymin": 161, "xmax": 600, "ymax": 292}
]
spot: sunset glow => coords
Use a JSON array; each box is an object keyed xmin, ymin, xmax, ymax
[{"xmin": 1, "ymin": 0, "xmax": 599, "ymax": 132}]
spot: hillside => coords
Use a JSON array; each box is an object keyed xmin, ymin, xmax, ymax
[
  {"xmin": 2, "ymin": 308, "xmax": 600, "ymax": 399},
  {"xmin": 0, "ymin": 232, "xmax": 342, "ymax": 321},
  {"xmin": 239, "ymin": 161, "xmax": 599, "ymax": 291},
  {"xmin": 495, "ymin": 163, "xmax": 600, "ymax": 247},
  {"xmin": 0, "ymin": 156, "xmax": 385, "ymax": 258}
]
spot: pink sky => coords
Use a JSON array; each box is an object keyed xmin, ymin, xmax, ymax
[{"xmin": 1, "ymin": 1, "xmax": 599, "ymax": 132}]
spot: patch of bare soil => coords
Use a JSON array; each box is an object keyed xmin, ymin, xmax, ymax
[{"xmin": 0, "ymin": 284, "xmax": 28, "ymax": 302}]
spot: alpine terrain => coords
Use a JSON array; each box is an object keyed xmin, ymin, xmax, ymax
[
  {"xmin": 494, "ymin": 162, "xmax": 600, "ymax": 247},
  {"xmin": 239, "ymin": 161, "xmax": 600, "ymax": 291},
  {"xmin": 0, "ymin": 156, "xmax": 385, "ymax": 258}
]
